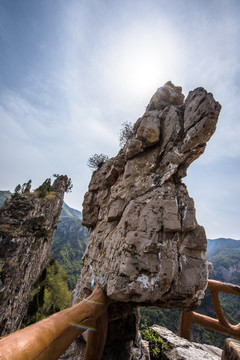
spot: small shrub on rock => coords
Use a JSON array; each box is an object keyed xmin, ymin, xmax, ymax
[
  {"xmin": 141, "ymin": 322, "xmax": 173, "ymax": 359},
  {"xmin": 35, "ymin": 178, "xmax": 52, "ymax": 198},
  {"xmin": 119, "ymin": 121, "xmax": 134, "ymax": 147},
  {"xmin": 87, "ymin": 153, "xmax": 109, "ymax": 170}
]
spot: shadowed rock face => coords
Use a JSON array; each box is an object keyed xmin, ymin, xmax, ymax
[
  {"xmin": 0, "ymin": 176, "xmax": 69, "ymax": 336},
  {"xmin": 74, "ymin": 83, "xmax": 221, "ymax": 312}
]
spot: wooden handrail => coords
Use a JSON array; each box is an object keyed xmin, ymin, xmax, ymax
[
  {"xmin": 0, "ymin": 285, "xmax": 110, "ymax": 360},
  {"xmin": 3, "ymin": 279, "xmax": 238, "ymax": 358},
  {"xmin": 180, "ymin": 280, "xmax": 240, "ymax": 341}
]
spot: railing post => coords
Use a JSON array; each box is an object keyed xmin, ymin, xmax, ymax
[
  {"xmin": 84, "ymin": 308, "xmax": 108, "ymax": 360},
  {"xmin": 179, "ymin": 311, "xmax": 192, "ymax": 341},
  {"xmin": 180, "ymin": 280, "xmax": 240, "ymax": 342}
]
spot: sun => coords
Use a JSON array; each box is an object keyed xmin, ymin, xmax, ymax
[{"xmin": 105, "ymin": 24, "xmax": 181, "ymax": 101}]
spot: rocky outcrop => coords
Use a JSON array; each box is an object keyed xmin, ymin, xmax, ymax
[
  {"xmin": 0, "ymin": 176, "xmax": 69, "ymax": 336},
  {"xmin": 70, "ymin": 82, "xmax": 221, "ymax": 359},
  {"xmin": 151, "ymin": 325, "xmax": 222, "ymax": 359},
  {"xmin": 75, "ymin": 82, "xmax": 221, "ymax": 306},
  {"xmin": 222, "ymin": 338, "xmax": 240, "ymax": 360}
]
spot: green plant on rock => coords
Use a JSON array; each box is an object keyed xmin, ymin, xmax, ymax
[
  {"xmin": 22, "ymin": 180, "xmax": 32, "ymax": 193},
  {"xmin": 66, "ymin": 177, "xmax": 73, "ymax": 193},
  {"xmin": 14, "ymin": 184, "xmax": 22, "ymax": 195},
  {"xmin": 119, "ymin": 121, "xmax": 134, "ymax": 147},
  {"xmin": 28, "ymin": 216, "xmax": 49, "ymax": 237},
  {"xmin": 35, "ymin": 178, "xmax": 52, "ymax": 198},
  {"xmin": 141, "ymin": 321, "xmax": 173, "ymax": 360},
  {"xmin": 87, "ymin": 153, "xmax": 109, "ymax": 170}
]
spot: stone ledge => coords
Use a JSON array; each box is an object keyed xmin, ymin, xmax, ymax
[{"xmin": 222, "ymin": 338, "xmax": 240, "ymax": 360}]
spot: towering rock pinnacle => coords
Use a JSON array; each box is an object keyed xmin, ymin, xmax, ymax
[
  {"xmin": 0, "ymin": 175, "xmax": 69, "ymax": 336},
  {"xmin": 74, "ymin": 82, "xmax": 221, "ymax": 311},
  {"xmin": 69, "ymin": 82, "xmax": 221, "ymax": 359},
  {"xmin": 61, "ymin": 82, "xmax": 221, "ymax": 360}
]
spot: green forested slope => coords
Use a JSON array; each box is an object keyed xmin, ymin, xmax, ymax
[
  {"xmin": 51, "ymin": 204, "xmax": 89, "ymax": 289},
  {"xmin": 192, "ymin": 239, "xmax": 240, "ymax": 347},
  {"xmin": 22, "ymin": 259, "xmax": 72, "ymax": 326}
]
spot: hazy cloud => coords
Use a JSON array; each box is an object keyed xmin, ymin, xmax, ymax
[{"xmin": 0, "ymin": 0, "xmax": 239, "ymax": 238}]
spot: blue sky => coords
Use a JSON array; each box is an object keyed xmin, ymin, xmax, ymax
[{"xmin": 0, "ymin": 0, "xmax": 239, "ymax": 239}]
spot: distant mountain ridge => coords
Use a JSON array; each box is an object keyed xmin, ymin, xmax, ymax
[
  {"xmin": 0, "ymin": 190, "xmax": 12, "ymax": 207},
  {"xmin": 60, "ymin": 202, "xmax": 82, "ymax": 220},
  {"xmin": 207, "ymin": 238, "xmax": 240, "ymax": 257}
]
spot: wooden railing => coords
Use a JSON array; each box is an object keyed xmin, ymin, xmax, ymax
[
  {"xmin": 180, "ymin": 279, "xmax": 240, "ymax": 341},
  {"xmin": 0, "ymin": 285, "xmax": 110, "ymax": 360},
  {"xmin": 1, "ymin": 279, "xmax": 240, "ymax": 359}
]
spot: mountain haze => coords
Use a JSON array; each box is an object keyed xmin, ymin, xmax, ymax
[{"xmin": 0, "ymin": 191, "xmax": 11, "ymax": 207}]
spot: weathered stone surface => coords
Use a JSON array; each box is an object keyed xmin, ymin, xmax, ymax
[
  {"xmin": 136, "ymin": 111, "xmax": 160, "ymax": 148},
  {"xmin": 125, "ymin": 138, "xmax": 143, "ymax": 159},
  {"xmin": 75, "ymin": 83, "xmax": 221, "ymax": 309},
  {"xmin": 0, "ymin": 176, "xmax": 69, "ymax": 336},
  {"xmin": 152, "ymin": 325, "xmax": 222, "ymax": 359},
  {"xmin": 146, "ymin": 81, "xmax": 185, "ymax": 110},
  {"xmin": 222, "ymin": 338, "xmax": 240, "ymax": 360},
  {"xmin": 70, "ymin": 82, "xmax": 221, "ymax": 359}
]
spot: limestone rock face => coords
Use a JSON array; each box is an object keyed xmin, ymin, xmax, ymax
[
  {"xmin": 75, "ymin": 83, "xmax": 221, "ymax": 311},
  {"xmin": 0, "ymin": 176, "xmax": 69, "ymax": 336}
]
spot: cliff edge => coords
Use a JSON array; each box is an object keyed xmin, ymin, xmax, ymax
[{"xmin": 0, "ymin": 175, "xmax": 70, "ymax": 336}]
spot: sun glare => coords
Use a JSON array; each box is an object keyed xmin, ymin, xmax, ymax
[{"xmin": 105, "ymin": 24, "xmax": 182, "ymax": 101}]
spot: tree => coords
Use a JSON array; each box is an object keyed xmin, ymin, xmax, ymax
[
  {"xmin": 87, "ymin": 153, "xmax": 109, "ymax": 170},
  {"xmin": 42, "ymin": 261, "xmax": 71, "ymax": 314},
  {"xmin": 119, "ymin": 121, "xmax": 134, "ymax": 147},
  {"xmin": 23, "ymin": 260, "xmax": 71, "ymax": 325},
  {"xmin": 22, "ymin": 180, "xmax": 32, "ymax": 193},
  {"xmin": 35, "ymin": 178, "xmax": 52, "ymax": 198},
  {"xmin": 14, "ymin": 184, "xmax": 22, "ymax": 195},
  {"xmin": 66, "ymin": 178, "xmax": 73, "ymax": 193}
]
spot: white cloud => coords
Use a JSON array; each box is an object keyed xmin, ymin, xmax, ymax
[{"xmin": 0, "ymin": 0, "xmax": 239, "ymax": 237}]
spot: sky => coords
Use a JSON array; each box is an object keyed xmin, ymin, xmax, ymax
[{"xmin": 0, "ymin": 0, "xmax": 239, "ymax": 239}]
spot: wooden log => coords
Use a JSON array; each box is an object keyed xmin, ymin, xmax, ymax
[{"xmin": 0, "ymin": 285, "xmax": 110, "ymax": 360}]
